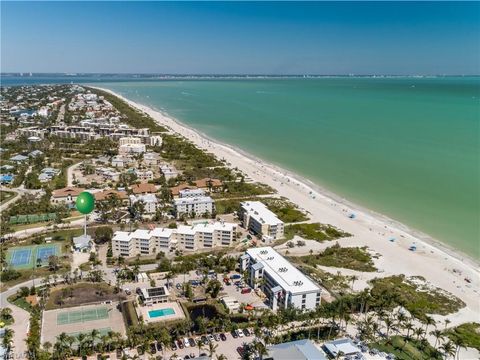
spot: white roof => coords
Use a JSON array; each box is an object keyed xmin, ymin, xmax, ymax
[
  {"xmin": 131, "ymin": 229, "xmax": 151, "ymax": 240},
  {"xmin": 177, "ymin": 221, "xmax": 236, "ymax": 235},
  {"xmin": 112, "ymin": 231, "xmax": 132, "ymax": 242},
  {"xmin": 179, "ymin": 188, "xmax": 205, "ymax": 196},
  {"xmin": 241, "ymin": 201, "xmax": 283, "ymax": 225},
  {"xmin": 150, "ymin": 227, "xmax": 174, "ymax": 238},
  {"xmin": 174, "ymin": 196, "xmax": 214, "ymax": 205},
  {"xmin": 246, "ymin": 247, "xmax": 319, "ymax": 294}
]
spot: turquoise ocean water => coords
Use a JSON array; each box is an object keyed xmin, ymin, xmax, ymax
[
  {"xmin": 98, "ymin": 78, "xmax": 479, "ymax": 258},
  {"xmin": 3, "ymin": 76, "xmax": 479, "ymax": 257}
]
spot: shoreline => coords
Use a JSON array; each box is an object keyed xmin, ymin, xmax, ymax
[{"xmin": 91, "ymin": 85, "xmax": 479, "ymax": 323}]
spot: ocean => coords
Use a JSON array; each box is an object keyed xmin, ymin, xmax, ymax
[{"xmin": 3, "ymin": 76, "xmax": 479, "ymax": 257}]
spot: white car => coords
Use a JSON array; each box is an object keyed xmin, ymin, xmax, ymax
[
  {"xmin": 183, "ymin": 337, "xmax": 190, "ymax": 347},
  {"xmin": 237, "ymin": 329, "xmax": 244, "ymax": 337}
]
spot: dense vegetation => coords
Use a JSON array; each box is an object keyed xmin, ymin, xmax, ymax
[
  {"xmin": 88, "ymin": 87, "xmax": 167, "ymax": 132},
  {"xmin": 368, "ymin": 275, "xmax": 465, "ymax": 320},
  {"xmin": 444, "ymin": 322, "xmax": 480, "ymax": 351},
  {"xmin": 284, "ymin": 222, "xmax": 351, "ymax": 242},
  {"xmin": 370, "ymin": 336, "xmax": 443, "ymax": 360},
  {"xmin": 294, "ymin": 243, "xmax": 377, "ymax": 272}
]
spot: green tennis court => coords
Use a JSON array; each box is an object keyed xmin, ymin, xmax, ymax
[{"xmin": 57, "ymin": 306, "xmax": 109, "ymax": 325}]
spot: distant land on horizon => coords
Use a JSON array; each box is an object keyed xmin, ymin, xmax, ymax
[{"xmin": 1, "ymin": 73, "xmax": 479, "ymax": 79}]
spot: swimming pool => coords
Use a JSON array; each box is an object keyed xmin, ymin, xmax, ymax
[{"xmin": 148, "ymin": 308, "xmax": 175, "ymax": 318}]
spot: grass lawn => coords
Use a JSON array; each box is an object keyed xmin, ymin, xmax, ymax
[
  {"xmin": 370, "ymin": 336, "xmax": 442, "ymax": 360},
  {"xmin": 0, "ymin": 190, "xmax": 16, "ymax": 204},
  {"xmin": 293, "ymin": 244, "xmax": 377, "ymax": 272},
  {"xmin": 7, "ymin": 293, "xmax": 33, "ymax": 313},
  {"xmin": 444, "ymin": 322, "xmax": 480, "ymax": 351},
  {"xmin": 284, "ymin": 222, "xmax": 351, "ymax": 242}
]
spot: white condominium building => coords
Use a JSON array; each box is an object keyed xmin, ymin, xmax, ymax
[
  {"xmin": 174, "ymin": 196, "xmax": 215, "ymax": 218},
  {"xmin": 119, "ymin": 136, "xmax": 143, "ymax": 145},
  {"xmin": 129, "ymin": 194, "xmax": 158, "ymax": 214},
  {"xmin": 178, "ymin": 188, "xmax": 206, "ymax": 198},
  {"xmin": 119, "ymin": 143, "xmax": 146, "ymax": 155},
  {"xmin": 239, "ymin": 201, "xmax": 284, "ymax": 240},
  {"xmin": 240, "ymin": 247, "xmax": 321, "ymax": 312},
  {"xmin": 176, "ymin": 221, "xmax": 236, "ymax": 251},
  {"xmin": 111, "ymin": 221, "xmax": 236, "ymax": 257}
]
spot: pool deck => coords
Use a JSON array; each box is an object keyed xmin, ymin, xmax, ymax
[{"xmin": 137, "ymin": 301, "xmax": 185, "ymax": 324}]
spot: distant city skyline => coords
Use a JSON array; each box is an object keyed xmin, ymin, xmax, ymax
[{"xmin": 1, "ymin": 1, "xmax": 479, "ymax": 75}]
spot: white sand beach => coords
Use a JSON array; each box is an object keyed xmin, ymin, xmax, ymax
[{"xmin": 93, "ymin": 87, "xmax": 480, "ymax": 328}]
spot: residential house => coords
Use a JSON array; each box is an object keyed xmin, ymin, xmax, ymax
[{"xmin": 51, "ymin": 187, "xmax": 85, "ymax": 205}]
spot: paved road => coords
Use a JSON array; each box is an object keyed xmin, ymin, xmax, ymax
[
  {"xmin": 1, "ymin": 279, "xmax": 38, "ymax": 360},
  {"xmin": 67, "ymin": 162, "xmax": 82, "ymax": 187},
  {"xmin": 0, "ymin": 186, "xmax": 43, "ymax": 212}
]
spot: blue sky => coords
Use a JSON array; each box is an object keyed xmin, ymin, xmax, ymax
[{"xmin": 1, "ymin": 1, "xmax": 479, "ymax": 75}]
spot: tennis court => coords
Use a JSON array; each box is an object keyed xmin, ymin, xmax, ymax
[
  {"xmin": 36, "ymin": 245, "xmax": 58, "ymax": 264},
  {"xmin": 57, "ymin": 306, "xmax": 109, "ymax": 325},
  {"xmin": 42, "ymin": 303, "xmax": 126, "ymax": 346},
  {"xmin": 7, "ymin": 244, "xmax": 60, "ymax": 269},
  {"xmin": 9, "ymin": 248, "xmax": 32, "ymax": 268}
]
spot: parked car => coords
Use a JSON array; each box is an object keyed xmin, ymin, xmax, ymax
[
  {"xmin": 230, "ymin": 274, "xmax": 241, "ymax": 280},
  {"xmin": 231, "ymin": 330, "xmax": 238, "ymax": 339},
  {"xmin": 156, "ymin": 342, "xmax": 162, "ymax": 352},
  {"xmin": 208, "ymin": 334, "xmax": 215, "ymax": 342},
  {"xmin": 243, "ymin": 328, "xmax": 251, "ymax": 336},
  {"xmin": 189, "ymin": 338, "xmax": 196, "ymax": 347},
  {"xmin": 220, "ymin": 333, "xmax": 227, "ymax": 341},
  {"xmin": 149, "ymin": 343, "xmax": 157, "ymax": 354},
  {"xmin": 241, "ymin": 288, "xmax": 252, "ymax": 294},
  {"xmin": 236, "ymin": 329, "xmax": 244, "ymax": 337},
  {"xmin": 237, "ymin": 346, "xmax": 245, "ymax": 357},
  {"xmin": 177, "ymin": 339, "xmax": 184, "ymax": 349},
  {"xmin": 213, "ymin": 333, "xmax": 220, "ymax": 341},
  {"xmin": 184, "ymin": 337, "xmax": 190, "ymax": 347},
  {"xmin": 201, "ymin": 335, "xmax": 209, "ymax": 344},
  {"xmin": 171, "ymin": 342, "xmax": 178, "ymax": 351}
]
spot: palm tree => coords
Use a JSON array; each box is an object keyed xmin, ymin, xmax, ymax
[
  {"xmin": 423, "ymin": 315, "xmax": 436, "ymax": 336},
  {"xmin": 197, "ymin": 340, "xmax": 204, "ymax": 357},
  {"xmin": 383, "ymin": 317, "xmax": 395, "ymax": 339},
  {"xmin": 430, "ymin": 329, "xmax": 444, "ymax": 348},
  {"xmin": 350, "ymin": 275, "xmax": 358, "ymax": 290},
  {"xmin": 43, "ymin": 341, "xmax": 52, "ymax": 353},
  {"xmin": 404, "ymin": 321, "xmax": 414, "ymax": 340},
  {"xmin": 208, "ymin": 341, "xmax": 218, "ymax": 357},
  {"xmin": 216, "ymin": 355, "xmax": 228, "ymax": 360},
  {"xmin": 413, "ymin": 327, "xmax": 425, "ymax": 341},
  {"xmin": 452, "ymin": 337, "xmax": 467, "ymax": 360},
  {"xmin": 440, "ymin": 340, "xmax": 456, "ymax": 359},
  {"xmin": 90, "ymin": 328, "xmax": 100, "ymax": 351}
]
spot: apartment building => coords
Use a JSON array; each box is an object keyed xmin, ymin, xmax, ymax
[
  {"xmin": 111, "ymin": 221, "xmax": 236, "ymax": 257},
  {"xmin": 174, "ymin": 196, "xmax": 215, "ymax": 218},
  {"xmin": 239, "ymin": 201, "xmax": 284, "ymax": 241},
  {"xmin": 176, "ymin": 221, "xmax": 236, "ymax": 250},
  {"xmin": 240, "ymin": 247, "xmax": 321, "ymax": 311}
]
